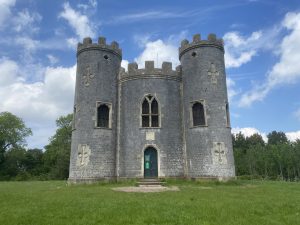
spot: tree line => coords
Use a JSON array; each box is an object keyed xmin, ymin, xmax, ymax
[
  {"xmin": 233, "ymin": 131, "xmax": 300, "ymax": 181},
  {"xmin": 0, "ymin": 112, "xmax": 72, "ymax": 181},
  {"xmin": 0, "ymin": 111, "xmax": 300, "ymax": 181}
]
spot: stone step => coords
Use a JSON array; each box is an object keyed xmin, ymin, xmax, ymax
[{"xmin": 137, "ymin": 179, "xmax": 166, "ymax": 187}]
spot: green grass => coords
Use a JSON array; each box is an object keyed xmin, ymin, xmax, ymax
[{"xmin": 0, "ymin": 180, "xmax": 299, "ymax": 225}]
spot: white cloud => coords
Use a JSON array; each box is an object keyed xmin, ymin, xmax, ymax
[
  {"xmin": 15, "ymin": 36, "xmax": 40, "ymax": 52},
  {"xmin": 239, "ymin": 12, "xmax": 300, "ymax": 107},
  {"xmin": 134, "ymin": 39, "xmax": 179, "ymax": 68},
  {"xmin": 226, "ymin": 77, "xmax": 239, "ymax": 102},
  {"xmin": 47, "ymin": 54, "xmax": 59, "ymax": 65},
  {"xmin": 223, "ymin": 31, "xmax": 261, "ymax": 68},
  {"xmin": 0, "ymin": 58, "xmax": 23, "ymax": 86},
  {"xmin": 0, "ymin": 58, "xmax": 76, "ymax": 148},
  {"xmin": 286, "ymin": 131, "xmax": 300, "ymax": 142},
  {"xmin": 121, "ymin": 60, "xmax": 129, "ymax": 71},
  {"xmin": 232, "ymin": 127, "xmax": 300, "ymax": 143},
  {"xmin": 59, "ymin": 2, "xmax": 95, "ymax": 40},
  {"xmin": 232, "ymin": 127, "xmax": 268, "ymax": 142},
  {"xmin": 0, "ymin": 0, "xmax": 16, "ymax": 28},
  {"xmin": 13, "ymin": 9, "xmax": 42, "ymax": 33},
  {"xmin": 77, "ymin": 0, "xmax": 97, "ymax": 10}
]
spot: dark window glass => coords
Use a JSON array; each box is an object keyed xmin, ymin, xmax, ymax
[
  {"xmin": 226, "ymin": 103, "xmax": 230, "ymax": 127},
  {"xmin": 141, "ymin": 95, "xmax": 160, "ymax": 128},
  {"xmin": 142, "ymin": 99, "xmax": 149, "ymax": 114},
  {"xmin": 72, "ymin": 106, "xmax": 76, "ymax": 129},
  {"xmin": 151, "ymin": 99, "xmax": 158, "ymax": 114},
  {"xmin": 97, "ymin": 104, "xmax": 109, "ymax": 128},
  {"xmin": 142, "ymin": 116, "xmax": 149, "ymax": 127},
  {"xmin": 193, "ymin": 102, "xmax": 205, "ymax": 126},
  {"xmin": 151, "ymin": 116, "xmax": 159, "ymax": 127}
]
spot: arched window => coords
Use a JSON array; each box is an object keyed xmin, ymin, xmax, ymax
[
  {"xmin": 141, "ymin": 95, "xmax": 159, "ymax": 128},
  {"xmin": 97, "ymin": 104, "xmax": 109, "ymax": 128},
  {"xmin": 192, "ymin": 102, "xmax": 206, "ymax": 126},
  {"xmin": 226, "ymin": 103, "xmax": 230, "ymax": 127}
]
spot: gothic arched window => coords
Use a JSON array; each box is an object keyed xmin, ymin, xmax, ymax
[
  {"xmin": 192, "ymin": 102, "xmax": 206, "ymax": 126},
  {"xmin": 97, "ymin": 104, "xmax": 110, "ymax": 128},
  {"xmin": 141, "ymin": 95, "xmax": 159, "ymax": 128}
]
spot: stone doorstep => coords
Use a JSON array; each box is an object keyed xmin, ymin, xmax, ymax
[{"xmin": 137, "ymin": 179, "xmax": 166, "ymax": 187}]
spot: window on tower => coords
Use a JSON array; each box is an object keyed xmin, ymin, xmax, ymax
[
  {"xmin": 96, "ymin": 103, "xmax": 111, "ymax": 128},
  {"xmin": 192, "ymin": 101, "xmax": 206, "ymax": 126},
  {"xmin": 141, "ymin": 95, "xmax": 160, "ymax": 128},
  {"xmin": 226, "ymin": 103, "xmax": 230, "ymax": 127}
]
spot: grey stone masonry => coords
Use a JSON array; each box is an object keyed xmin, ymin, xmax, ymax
[{"xmin": 68, "ymin": 33, "xmax": 235, "ymax": 183}]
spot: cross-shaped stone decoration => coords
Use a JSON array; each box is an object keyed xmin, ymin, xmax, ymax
[
  {"xmin": 215, "ymin": 143, "xmax": 225, "ymax": 162},
  {"xmin": 77, "ymin": 144, "xmax": 91, "ymax": 166},
  {"xmin": 82, "ymin": 66, "xmax": 95, "ymax": 86},
  {"xmin": 207, "ymin": 63, "xmax": 219, "ymax": 84},
  {"xmin": 212, "ymin": 142, "xmax": 227, "ymax": 165}
]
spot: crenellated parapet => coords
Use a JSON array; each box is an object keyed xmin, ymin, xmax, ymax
[
  {"xmin": 77, "ymin": 36, "xmax": 122, "ymax": 58},
  {"xmin": 179, "ymin": 33, "xmax": 224, "ymax": 59},
  {"xmin": 119, "ymin": 61, "xmax": 182, "ymax": 82}
]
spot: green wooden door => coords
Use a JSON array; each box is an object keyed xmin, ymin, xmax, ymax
[{"xmin": 144, "ymin": 147, "xmax": 158, "ymax": 178}]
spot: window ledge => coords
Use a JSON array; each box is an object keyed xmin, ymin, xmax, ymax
[
  {"xmin": 190, "ymin": 125, "xmax": 208, "ymax": 128},
  {"xmin": 139, "ymin": 127, "xmax": 161, "ymax": 129},
  {"xmin": 94, "ymin": 127, "xmax": 112, "ymax": 130}
]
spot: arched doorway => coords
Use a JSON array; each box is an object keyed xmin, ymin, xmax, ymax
[{"xmin": 144, "ymin": 147, "xmax": 158, "ymax": 178}]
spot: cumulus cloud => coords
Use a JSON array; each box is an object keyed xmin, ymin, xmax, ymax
[
  {"xmin": 121, "ymin": 60, "xmax": 129, "ymax": 71},
  {"xmin": 286, "ymin": 131, "xmax": 300, "ymax": 142},
  {"xmin": 59, "ymin": 2, "xmax": 96, "ymax": 40},
  {"xmin": 134, "ymin": 39, "xmax": 179, "ymax": 68},
  {"xmin": 223, "ymin": 31, "xmax": 261, "ymax": 68},
  {"xmin": 232, "ymin": 127, "xmax": 300, "ymax": 143},
  {"xmin": 0, "ymin": 58, "xmax": 76, "ymax": 148},
  {"xmin": 232, "ymin": 127, "xmax": 268, "ymax": 142},
  {"xmin": 0, "ymin": 0, "xmax": 16, "ymax": 28},
  {"xmin": 239, "ymin": 12, "xmax": 300, "ymax": 107}
]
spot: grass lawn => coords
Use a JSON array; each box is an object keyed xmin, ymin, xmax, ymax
[{"xmin": 0, "ymin": 180, "xmax": 299, "ymax": 225}]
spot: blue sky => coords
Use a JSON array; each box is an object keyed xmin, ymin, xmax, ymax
[{"xmin": 0, "ymin": 0, "xmax": 300, "ymax": 148}]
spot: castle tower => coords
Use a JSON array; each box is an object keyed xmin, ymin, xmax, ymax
[
  {"xmin": 68, "ymin": 37, "xmax": 122, "ymax": 183},
  {"xmin": 179, "ymin": 34, "xmax": 235, "ymax": 179}
]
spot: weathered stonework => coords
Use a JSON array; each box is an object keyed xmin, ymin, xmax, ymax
[{"xmin": 68, "ymin": 33, "xmax": 235, "ymax": 183}]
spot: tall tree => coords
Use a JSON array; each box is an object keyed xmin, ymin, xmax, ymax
[
  {"xmin": 0, "ymin": 112, "xmax": 32, "ymax": 164},
  {"xmin": 44, "ymin": 114, "xmax": 72, "ymax": 179},
  {"xmin": 267, "ymin": 131, "xmax": 288, "ymax": 145}
]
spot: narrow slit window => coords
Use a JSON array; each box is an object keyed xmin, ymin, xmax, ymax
[
  {"xmin": 97, "ymin": 104, "xmax": 109, "ymax": 128},
  {"xmin": 72, "ymin": 105, "xmax": 76, "ymax": 129},
  {"xmin": 226, "ymin": 103, "xmax": 230, "ymax": 127},
  {"xmin": 192, "ymin": 102, "xmax": 205, "ymax": 126},
  {"xmin": 141, "ymin": 95, "xmax": 160, "ymax": 128}
]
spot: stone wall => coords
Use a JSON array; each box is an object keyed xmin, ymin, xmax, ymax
[{"xmin": 118, "ymin": 61, "xmax": 184, "ymax": 178}]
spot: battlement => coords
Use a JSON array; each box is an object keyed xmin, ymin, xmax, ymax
[
  {"xmin": 179, "ymin": 33, "xmax": 224, "ymax": 59},
  {"xmin": 77, "ymin": 36, "xmax": 122, "ymax": 58},
  {"xmin": 119, "ymin": 61, "xmax": 181, "ymax": 82}
]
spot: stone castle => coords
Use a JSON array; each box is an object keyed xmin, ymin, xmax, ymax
[{"xmin": 68, "ymin": 33, "xmax": 235, "ymax": 183}]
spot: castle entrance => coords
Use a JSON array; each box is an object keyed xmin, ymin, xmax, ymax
[{"xmin": 144, "ymin": 147, "xmax": 158, "ymax": 178}]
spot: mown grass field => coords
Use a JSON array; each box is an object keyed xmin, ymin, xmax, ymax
[{"xmin": 0, "ymin": 180, "xmax": 299, "ymax": 225}]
